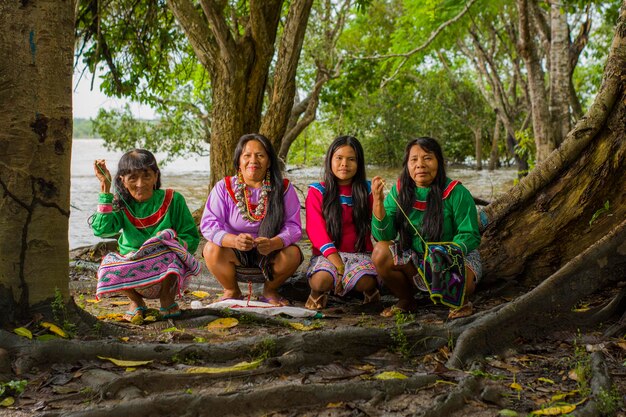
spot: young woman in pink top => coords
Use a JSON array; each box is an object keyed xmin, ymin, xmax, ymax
[{"xmin": 305, "ymin": 136, "xmax": 379, "ymax": 310}]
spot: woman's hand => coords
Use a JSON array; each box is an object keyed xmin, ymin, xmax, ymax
[
  {"xmin": 371, "ymin": 176, "xmax": 387, "ymax": 221},
  {"xmin": 94, "ymin": 159, "xmax": 112, "ymax": 193},
  {"xmin": 371, "ymin": 176, "xmax": 386, "ymax": 202},
  {"xmin": 254, "ymin": 237, "xmax": 271, "ymax": 255},
  {"xmin": 234, "ymin": 233, "xmax": 256, "ymax": 252}
]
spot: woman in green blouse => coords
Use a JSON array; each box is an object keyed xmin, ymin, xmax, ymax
[
  {"xmin": 92, "ymin": 150, "xmax": 200, "ymax": 323},
  {"xmin": 371, "ymin": 137, "xmax": 481, "ymax": 318}
]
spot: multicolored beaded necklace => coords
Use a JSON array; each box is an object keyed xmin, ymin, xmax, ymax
[{"xmin": 234, "ymin": 170, "xmax": 271, "ymax": 222}]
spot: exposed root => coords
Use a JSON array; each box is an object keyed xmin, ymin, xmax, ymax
[
  {"xmin": 39, "ymin": 374, "xmax": 439, "ymax": 417},
  {"xmin": 449, "ymin": 219, "xmax": 626, "ymax": 368},
  {"xmin": 572, "ymin": 351, "xmax": 614, "ymax": 417},
  {"xmin": 416, "ymin": 363, "xmax": 484, "ymax": 417}
]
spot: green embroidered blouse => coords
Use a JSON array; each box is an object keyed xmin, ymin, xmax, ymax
[
  {"xmin": 92, "ymin": 189, "xmax": 200, "ymax": 255},
  {"xmin": 371, "ymin": 178, "xmax": 480, "ymax": 255}
]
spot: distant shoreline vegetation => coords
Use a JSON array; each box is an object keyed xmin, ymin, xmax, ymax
[{"xmin": 73, "ymin": 118, "xmax": 99, "ymax": 138}]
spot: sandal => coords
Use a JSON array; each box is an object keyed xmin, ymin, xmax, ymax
[
  {"xmin": 363, "ymin": 289, "xmax": 381, "ymax": 305},
  {"xmin": 123, "ymin": 306, "xmax": 147, "ymax": 323},
  {"xmin": 159, "ymin": 302, "xmax": 182, "ymax": 319},
  {"xmin": 448, "ymin": 302, "xmax": 473, "ymax": 320},
  {"xmin": 304, "ymin": 292, "xmax": 328, "ymax": 310}
]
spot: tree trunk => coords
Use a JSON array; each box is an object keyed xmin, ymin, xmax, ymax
[
  {"xmin": 0, "ymin": 0, "xmax": 74, "ymax": 323},
  {"xmin": 548, "ymin": 0, "xmax": 572, "ymax": 146},
  {"xmin": 488, "ymin": 117, "xmax": 500, "ymax": 171},
  {"xmin": 168, "ymin": 0, "xmax": 314, "ymax": 187},
  {"xmin": 473, "ymin": 126, "xmax": 483, "ymax": 171},
  {"xmin": 480, "ymin": 4, "xmax": 626, "ymax": 284}
]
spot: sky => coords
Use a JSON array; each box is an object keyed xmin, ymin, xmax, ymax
[{"xmin": 72, "ymin": 69, "xmax": 156, "ymax": 119}]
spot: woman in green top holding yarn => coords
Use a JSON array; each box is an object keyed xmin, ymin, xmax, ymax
[
  {"xmin": 371, "ymin": 137, "xmax": 481, "ymax": 318},
  {"xmin": 92, "ymin": 149, "xmax": 200, "ymax": 323}
]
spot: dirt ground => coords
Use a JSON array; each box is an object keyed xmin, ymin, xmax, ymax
[{"xmin": 1, "ymin": 242, "xmax": 625, "ymax": 417}]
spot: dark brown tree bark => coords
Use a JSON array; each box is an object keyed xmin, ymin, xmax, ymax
[
  {"xmin": 167, "ymin": 0, "xmax": 314, "ymax": 186},
  {"xmin": 480, "ymin": 2, "xmax": 626, "ymax": 285},
  {"xmin": 0, "ymin": 0, "xmax": 74, "ymax": 323}
]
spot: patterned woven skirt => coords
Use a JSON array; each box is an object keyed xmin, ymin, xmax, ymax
[
  {"xmin": 96, "ymin": 229, "xmax": 201, "ymax": 299},
  {"xmin": 306, "ymin": 252, "xmax": 378, "ymax": 297}
]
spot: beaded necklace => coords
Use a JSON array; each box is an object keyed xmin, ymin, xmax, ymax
[{"xmin": 234, "ymin": 170, "xmax": 271, "ymax": 222}]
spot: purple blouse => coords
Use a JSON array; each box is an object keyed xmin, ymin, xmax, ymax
[{"xmin": 200, "ymin": 176, "xmax": 302, "ymax": 247}]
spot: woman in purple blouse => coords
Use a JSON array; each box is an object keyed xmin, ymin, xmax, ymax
[{"xmin": 201, "ymin": 133, "xmax": 303, "ymax": 306}]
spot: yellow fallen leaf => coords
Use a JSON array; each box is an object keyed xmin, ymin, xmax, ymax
[
  {"xmin": 551, "ymin": 390, "xmax": 579, "ymax": 401},
  {"xmin": 13, "ymin": 327, "xmax": 33, "ymax": 339},
  {"xmin": 353, "ymin": 364, "xmax": 376, "ymax": 372},
  {"xmin": 530, "ymin": 404, "xmax": 576, "ymax": 415},
  {"xmin": 0, "ymin": 397, "xmax": 14, "ymax": 407},
  {"xmin": 161, "ymin": 327, "xmax": 182, "ymax": 333},
  {"xmin": 510, "ymin": 382, "xmax": 523, "ymax": 391},
  {"xmin": 537, "ymin": 377, "xmax": 554, "ymax": 384},
  {"xmin": 185, "ymin": 359, "xmax": 262, "ymax": 374},
  {"xmin": 110, "ymin": 301, "xmax": 130, "ymax": 306},
  {"xmin": 288, "ymin": 322, "xmax": 317, "ymax": 331},
  {"xmin": 119, "ymin": 337, "xmax": 130, "ymax": 342},
  {"xmin": 207, "ymin": 318, "xmax": 239, "ymax": 330},
  {"xmin": 97, "ymin": 356, "xmax": 153, "ymax": 367},
  {"xmin": 326, "ymin": 402, "xmax": 344, "ymax": 408},
  {"xmin": 374, "ymin": 371, "xmax": 408, "ymax": 380},
  {"xmin": 143, "ymin": 315, "xmax": 157, "ymax": 322},
  {"xmin": 41, "ymin": 322, "xmax": 68, "ymax": 338},
  {"xmin": 86, "ymin": 299, "xmax": 101, "ymax": 303},
  {"xmin": 97, "ymin": 313, "xmax": 124, "ymax": 320},
  {"xmin": 191, "ymin": 291, "xmax": 209, "ymax": 299}
]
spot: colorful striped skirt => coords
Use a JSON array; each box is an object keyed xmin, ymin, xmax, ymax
[{"xmin": 306, "ymin": 252, "xmax": 378, "ymax": 297}]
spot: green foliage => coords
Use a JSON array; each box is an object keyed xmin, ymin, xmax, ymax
[
  {"xmin": 73, "ymin": 118, "xmax": 97, "ymax": 138},
  {"xmin": 391, "ymin": 310, "xmax": 415, "ymax": 358},
  {"xmin": 92, "ymin": 104, "xmax": 208, "ymax": 162},
  {"xmin": 0, "ymin": 380, "xmax": 28, "ymax": 400},
  {"xmin": 513, "ymin": 128, "xmax": 535, "ymax": 178},
  {"xmin": 596, "ymin": 386, "xmax": 623, "ymax": 416},
  {"xmin": 51, "ymin": 288, "xmax": 76, "ymax": 338},
  {"xmin": 250, "ymin": 338, "xmax": 277, "ymax": 362},
  {"xmin": 286, "ymin": 123, "xmax": 330, "ymax": 167},
  {"xmin": 589, "ymin": 200, "xmax": 610, "ymax": 226}
]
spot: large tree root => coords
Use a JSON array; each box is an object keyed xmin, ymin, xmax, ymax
[
  {"xmin": 1, "ymin": 324, "xmax": 452, "ymax": 375},
  {"xmin": 416, "ymin": 363, "xmax": 483, "ymax": 417},
  {"xmin": 449, "ymin": 219, "xmax": 626, "ymax": 368},
  {"xmin": 40, "ymin": 374, "xmax": 439, "ymax": 417},
  {"xmin": 572, "ymin": 351, "xmax": 614, "ymax": 417}
]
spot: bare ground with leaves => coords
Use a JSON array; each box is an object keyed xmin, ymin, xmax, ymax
[{"xmin": 0, "ymin": 243, "xmax": 625, "ymax": 417}]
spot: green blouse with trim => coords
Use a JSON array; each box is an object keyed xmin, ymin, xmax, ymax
[
  {"xmin": 371, "ymin": 178, "xmax": 480, "ymax": 255},
  {"xmin": 91, "ymin": 189, "xmax": 200, "ymax": 255}
]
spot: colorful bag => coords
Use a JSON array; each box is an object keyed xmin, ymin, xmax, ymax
[{"xmin": 413, "ymin": 242, "xmax": 467, "ymax": 308}]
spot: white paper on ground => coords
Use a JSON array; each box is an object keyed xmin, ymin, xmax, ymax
[{"xmin": 201, "ymin": 299, "xmax": 320, "ymax": 318}]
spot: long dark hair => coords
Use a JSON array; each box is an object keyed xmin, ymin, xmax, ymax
[
  {"xmin": 322, "ymin": 136, "xmax": 371, "ymax": 252},
  {"xmin": 396, "ymin": 137, "xmax": 446, "ymax": 250},
  {"xmin": 114, "ymin": 149, "xmax": 161, "ymax": 208},
  {"xmin": 233, "ymin": 133, "xmax": 284, "ymax": 238}
]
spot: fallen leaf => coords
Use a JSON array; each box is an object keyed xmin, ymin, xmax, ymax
[
  {"xmin": 0, "ymin": 397, "xmax": 14, "ymax": 407},
  {"xmin": 530, "ymin": 404, "xmax": 576, "ymax": 415},
  {"xmin": 85, "ymin": 299, "xmax": 100, "ymax": 303},
  {"xmin": 326, "ymin": 402, "xmax": 344, "ymax": 408},
  {"xmin": 110, "ymin": 301, "xmax": 130, "ymax": 306},
  {"xmin": 41, "ymin": 322, "xmax": 68, "ymax": 338},
  {"xmin": 353, "ymin": 364, "xmax": 376, "ymax": 372},
  {"xmin": 374, "ymin": 371, "xmax": 408, "ymax": 380},
  {"xmin": 207, "ymin": 318, "xmax": 239, "ymax": 330},
  {"xmin": 537, "ymin": 377, "xmax": 554, "ymax": 384},
  {"xmin": 161, "ymin": 327, "xmax": 182, "ymax": 333},
  {"xmin": 36, "ymin": 334, "xmax": 58, "ymax": 341},
  {"xmin": 119, "ymin": 337, "xmax": 130, "ymax": 342},
  {"xmin": 185, "ymin": 359, "xmax": 262, "ymax": 374},
  {"xmin": 191, "ymin": 291, "xmax": 209, "ymax": 299},
  {"xmin": 551, "ymin": 390, "xmax": 579, "ymax": 401},
  {"xmin": 510, "ymin": 382, "xmax": 522, "ymax": 391},
  {"xmin": 288, "ymin": 322, "xmax": 317, "ymax": 331},
  {"xmin": 616, "ymin": 340, "xmax": 626, "ymax": 351},
  {"xmin": 97, "ymin": 356, "xmax": 153, "ymax": 367},
  {"xmin": 13, "ymin": 327, "xmax": 33, "ymax": 339},
  {"xmin": 498, "ymin": 409, "xmax": 518, "ymax": 416}
]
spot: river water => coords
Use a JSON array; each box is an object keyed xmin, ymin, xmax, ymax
[{"xmin": 70, "ymin": 139, "xmax": 516, "ymax": 249}]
